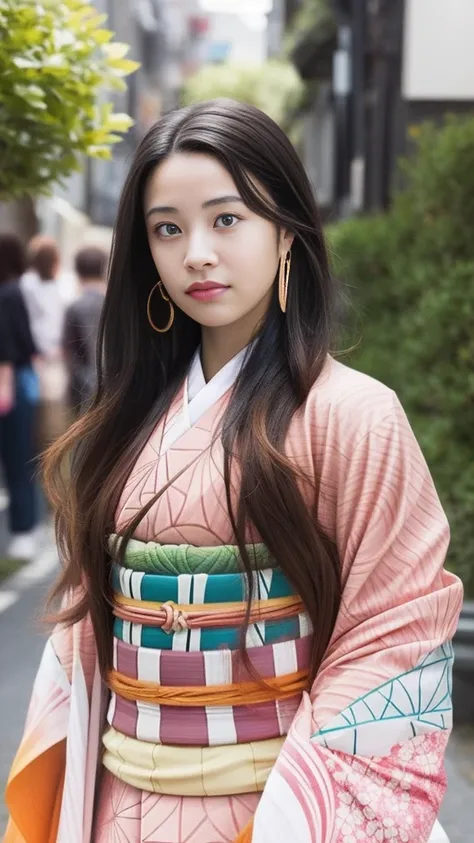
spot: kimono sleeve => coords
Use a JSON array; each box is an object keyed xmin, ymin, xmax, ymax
[
  {"xmin": 4, "ymin": 608, "xmax": 104, "ymax": 843},
  {"xmin": 250, "ymin": 394, "xmax": 463, "ymax": 843}
]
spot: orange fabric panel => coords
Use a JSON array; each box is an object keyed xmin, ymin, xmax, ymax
[
  {"xmin": 234, "ymin": 820, "xmax": 254, "ymax": 843},
  {"xmin": 4, "ymin": 739, "xmax": 66, "ymax": 843}
]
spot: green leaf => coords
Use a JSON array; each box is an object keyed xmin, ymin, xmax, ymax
[
  {"xmin": 181, "ymin": 60, "xmax": 304, "ymax": 128},
  {"xmin": 0, "ymin": 0, "xmax": 137, "ymax": 199},
  {"xmin": 93, "ymin": 28, "xmax": 114, "ymax": 45},
  {"xmin": 86, "ymin": 144, "xmax": 112, "ymax": 159},
  {"xmin": 106, "ymin": 57, "xmax": 141, "ymax": 76},
  {"xmin": 12, "ymin": 57, "xmax": 38, "ymax": 69},
  {"xmin": 105, "ymin": 112, "xmax": 134, "ymax": 132},
  {"xmin": 104, "ymin": 132, "xmax": 125, "ymax": 144},
  {"xmin": 102, "ymin": 41, "xmax": 130, "ymax": 60},
  {"xmin": 82, "ymin": 13, "xmax": 108, "ymax": 31},
  {"xmin": 328, "ymin": 114, "xmax": 474, "ymax": 596}
]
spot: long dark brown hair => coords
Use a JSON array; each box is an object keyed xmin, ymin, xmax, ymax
[{"xmin": 44, "ymin": 99, "xmax": 342, "ymax": 682}]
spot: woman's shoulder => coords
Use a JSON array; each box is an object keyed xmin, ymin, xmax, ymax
[{"xmin": 302, "ymin": 355, "xmax": 406, "ymax": 455}]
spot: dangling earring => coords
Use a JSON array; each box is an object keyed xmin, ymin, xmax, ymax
[
  {"xmin": 147, "ymin": 280, "xmax": 175, "ymax": 333},
  {"xmin": 278, "ymin": 250, "xmax": 291, "ymax": 313}
]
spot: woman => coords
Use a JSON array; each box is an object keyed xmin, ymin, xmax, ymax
[
  {"xmin": 5, "ymin": 100, "xmax": 462, "ymax": 843},
  {"xmin": 0, "ymin": 234, "xmax": 40, "ymax": 561}
]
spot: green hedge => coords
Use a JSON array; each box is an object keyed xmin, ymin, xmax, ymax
[{"xmin": 327, "ymin": 116, "xmax": 474, "ymax": 595}]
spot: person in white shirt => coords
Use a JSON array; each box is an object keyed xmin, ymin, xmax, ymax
[
  {"xmin": 20, "ymin": 236, "xmax": 69, "ymax": 450},
  {"xmin": 21, "ymin": 236, "xmax": 65, "ymax": 356}
]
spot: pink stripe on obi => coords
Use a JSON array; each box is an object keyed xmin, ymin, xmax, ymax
[
  {"xmin": 113, "ymin": 634, "xmax": 312, "ymax": 683},
  {"xmin": 107, "ymin": 635, "xmax": 311, "ymax": 747},
  {"xmin": 107, "ymin": 693, "xmax": 301, "ymax": 746}
]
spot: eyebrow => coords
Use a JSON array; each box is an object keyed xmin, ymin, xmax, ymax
[{"xmin": 146, "ymin": 195, "xmax": 243, "ymax": 217}]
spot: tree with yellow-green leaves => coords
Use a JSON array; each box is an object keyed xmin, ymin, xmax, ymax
[
  {"xmin": 0, "ymin": 0, "xmax": 139, "ymax": 201},
  {"xmin": 181, "ymin": 60, "xmax": 304, "ymax": 130}
]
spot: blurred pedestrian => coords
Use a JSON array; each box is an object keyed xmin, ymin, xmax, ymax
[
  {"xmin": 62, "ymin": 245, "xmax": 107, "ymax": 415},
  {"xmin": 21, "ymin": 235, "xmax": 69, "ymax": 450},
  {"xmin": 0, "ymin": 233, "xmax": 39, "ymax": 560},
  {"xmin": 21, "ymin": 235, "xmax": 65, "ymax": 357}
]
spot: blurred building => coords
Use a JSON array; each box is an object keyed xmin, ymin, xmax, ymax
[
  {"xmin": 284, "ymin": 0, "xmax": 474, "ymax": 218},
  {"xmin": 38, "ymin": 0, "xmax": 270, "ymax": 251},
  {"xmin": 38, "ymin": 0, "xmax": 208, "ymax": 249},
  {"xmin": 71, "ymin": 0, "xmax": 179, "ymax": 228},
  {"xmin": 276, "ymin": 0, "xmax": 337, "ymax": 216},
  {"xmin": 202, "ymin": 11, "xmax": 267, "ymax": 64}
]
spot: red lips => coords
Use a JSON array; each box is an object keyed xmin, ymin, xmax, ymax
[
  {"xmin": 186, "ymin": 280, "xmax": 228, "ymax": 293},
  {"xmin": 185, "ymin": 280, "xmax": 230, "ymax": 302}
]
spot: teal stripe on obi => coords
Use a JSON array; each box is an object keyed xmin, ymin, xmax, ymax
[
  {"xmin": 113, "ymin": 614, "xmax": 308, "ymax": 650},
  {"xmin": 111, "ymin": 563, "xmax": 295, "ymax": 604},
  {"xmin": 108, "ymin": 535, "xmax": 275, "ymax": 575}
]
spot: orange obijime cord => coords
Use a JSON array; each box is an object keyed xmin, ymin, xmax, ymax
[
  {"xmin": 107, "ymin": 667, "xmax": 309, "ymax": 706},
  {"xmin": 112, "ymin": 593, "xmax": 304, "ymax": 630}
]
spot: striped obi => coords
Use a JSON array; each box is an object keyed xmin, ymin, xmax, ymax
[{"xmin": 103, "ymin": 537, "xmax": 313, "ymax": 797}]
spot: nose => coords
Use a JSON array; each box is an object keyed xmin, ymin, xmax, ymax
[{"xmin": 183, "ymin": 229, "xmax": 218, "ymax": 273}]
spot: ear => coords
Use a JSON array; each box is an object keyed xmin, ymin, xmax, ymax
[{"xmin": 279, "ymin": 229, "xmax": 294, "ymax": 255}]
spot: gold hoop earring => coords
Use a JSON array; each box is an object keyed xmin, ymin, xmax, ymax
[
  {"xmin": 279, "ymin": 250, "xmax": 291, "ymax": 313},
  {"xmin": 147, "ymin": 280, "xmax": 175, "ymax": 333}
]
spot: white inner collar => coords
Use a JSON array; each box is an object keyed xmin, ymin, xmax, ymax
[
  {"xmin": 187, "ymin": 344, "xmax": 250, "ymax": 405},
  {"xmin": 160, "ymin": 343, "xmax": 253, "ymax": 455}
]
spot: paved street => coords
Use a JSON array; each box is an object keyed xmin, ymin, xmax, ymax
[
  {"xmin": 0, "ymin": 552, "xmax": 473, "ymax": 840},
  {"xmin": 0, "ymin": 566, "xmax": 55, "ymax": 834}
]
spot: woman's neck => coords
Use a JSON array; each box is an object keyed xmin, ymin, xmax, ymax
[
  {"xmin": 200, "ymin": 294, "xmax": 269, "ymax": 382},
  {"xmin": 200, "ymin": 328, "xmax": 249, "ymax": 382}
]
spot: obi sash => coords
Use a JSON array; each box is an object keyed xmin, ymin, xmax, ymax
[{"xmin": 104, "ymin": 539, "xmax": 312, "ymax": 798}]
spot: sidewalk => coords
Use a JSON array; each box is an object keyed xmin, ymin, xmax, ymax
[{"xmin": 0, "ymin": 488, "xmax": 8, "ymax": 558}]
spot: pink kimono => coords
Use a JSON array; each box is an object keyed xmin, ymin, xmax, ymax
[{"xmin": 5, "ymin": 352, "xmax": 463, "ymax": 843}]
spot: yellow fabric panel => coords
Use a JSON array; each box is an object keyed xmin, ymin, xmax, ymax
[{"xmin": 102, "ymin": 725, "xmax": 283, "ymax": 797}]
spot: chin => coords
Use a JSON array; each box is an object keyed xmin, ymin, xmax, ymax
[
  {"xmin": 194, "ymin": 313, "xmax": 238, "ymax": 328},
  {"xmin": 179, "ymin": 302, "xmax": 239, "ymax": 329}
]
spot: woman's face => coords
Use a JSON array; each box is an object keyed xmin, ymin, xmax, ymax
[{"xmin": 143, "ymin": 152, "xmax": 293, "ymax": 330}]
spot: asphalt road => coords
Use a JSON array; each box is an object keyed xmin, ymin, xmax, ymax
[{"xmin": 0, "ymin": 570, "xmax": 54, "ymax": 834}]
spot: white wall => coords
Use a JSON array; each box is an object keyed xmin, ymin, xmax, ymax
[
  {"xmin": 402, "ymin": 0, "xmax": 474, "ymax": 100},
  {"xmin": 206, "ymin": 12, "xmax": 266, "ymax": 64}
]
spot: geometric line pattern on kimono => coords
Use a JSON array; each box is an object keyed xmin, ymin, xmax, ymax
[
  {"xmin": 252, "ymin": 695, "xmax": 452, "ymax": 843},
  {"xmin": 93, "ymin": 771, "xmax": 260, "ymax": 843},
  {"xmin": 311, "ymin": 642, "xmax": 454, "ymax": 757},
  {"xmin": 108, "ymin": 535, "xmax": 275, "ymax": 575},
  {"xmin": 111, "ymin": 563, "xmax": 295, "ymax": 604},
  {"xmin": 107, "ymin": 690, "xmax": 302, "ymax": 746},
  {"xmin": 113, "ymin": 612, "xmax": 312, "ymax": 651}
]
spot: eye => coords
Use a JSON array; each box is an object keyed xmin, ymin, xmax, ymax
[
  {"xmin": 215, "ymin": 213, "xmax": 240, "ymax": 229},
  {"xmin": 155, "ymin": 222, "xmax": 181, "ymax": 238}
]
